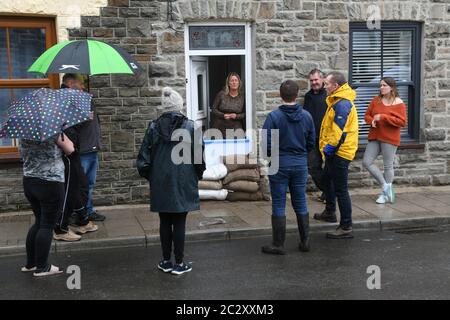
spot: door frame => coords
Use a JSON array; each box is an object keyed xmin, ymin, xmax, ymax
[
  {"xmin": 184, "ymin": 22, "xmax": 253, "ymax": 134},
  {"xmin": 190, "ymin": 56, "xmax": 209, "ymax": 129}
]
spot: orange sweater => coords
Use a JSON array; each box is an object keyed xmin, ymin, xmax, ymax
[{"xmin": 364, "ymin": 97, "xmax": 407, "ymax": 146}]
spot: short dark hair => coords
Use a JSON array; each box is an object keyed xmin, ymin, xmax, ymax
[
  {"xmin": 280, "ymin": 80, "xmax": 299, "ymax": 102},
  {"xmin": 326, "ymin": 71, "xmax": 347, "ymax": 86},
  {"xmin": 308, "ymin": 68, "xmax": 324, "ymax": 78},
  {"xmin": 62, "ymin": 73, "xmax": 78, "ymax": 84}
]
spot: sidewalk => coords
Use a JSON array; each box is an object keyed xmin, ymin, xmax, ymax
[{"xmin": 2, "ymin": 185, "xmax": 450, "ymax": 256}]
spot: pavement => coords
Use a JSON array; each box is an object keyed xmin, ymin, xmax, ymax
[{"xmin": 2, "ymin": 185, "xmax": 450, "ymax": 256}]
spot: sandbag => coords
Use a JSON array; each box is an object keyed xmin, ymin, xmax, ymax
[
  {"xmin": 199, "ymin": 189, "xmax": 228, "ymax": 200},
  {"xmin": 222, "ymin": 168, "xmax": 260, "ymax": 185},
  {"xmin": 226, "ymin": 191, "xmax": 264, "ymax": 201},
  {"xmin": 224, "ymin": 180, "xmax": 259, "ymax": 193},
  {"xmin": 202, "ymin": 163, "xmax": 228, "ymax": 181},
  {"xmin": 221, "ymin": 154, "xmax": 258, "ymax": 172},
  {"xmin": 198, "ymin": 180, "xmax": 223, "ymax": 190}
]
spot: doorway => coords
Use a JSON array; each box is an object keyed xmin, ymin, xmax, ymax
[{"xmin": 185, "ymin": 22, "xmax": 253, "ymax": 135}]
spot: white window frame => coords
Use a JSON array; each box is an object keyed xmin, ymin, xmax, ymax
[{"xmin": 184, "ymin": 22, "xmax": 253, "ymax": 134}]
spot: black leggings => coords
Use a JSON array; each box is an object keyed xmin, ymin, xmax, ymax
[
  {"xmin": 23, "ymin": 177, "xmax": 64, "ymax": 272},
  {"xmin": 159, "ymin": 212, "xmax": 188, "ymax": 264}
]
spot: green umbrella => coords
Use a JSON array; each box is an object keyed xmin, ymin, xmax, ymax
[{"xmin": 28, "ymin": 39, "xmax": 144, "ymax": 75}]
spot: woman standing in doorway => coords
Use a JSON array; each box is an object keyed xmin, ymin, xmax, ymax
[
  {"xmin": 211, "ymin": 72, "xmax": 246, "ymax": 138},
  {"xmin": 363, "ymin": 77, "xmax": 407, "ymax": 204}
]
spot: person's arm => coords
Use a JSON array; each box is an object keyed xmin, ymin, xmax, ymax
[
  {"xmin": 380, "ymin": 103, "xmax": 407, "ymax": 128},
  {"xmin": 262, "ymin": 114, "xmax": 274, "ymax": 159},
  {"xmin": 136, "ymin": 121, "xmax": 154, "ymax": 181},
  {"xmin": 303, "ymin": 93, "xmax": 312, "ymax": 112},
  {"xmin": 191, "ymin": 124, "xmax": 206, "ymax": 180},
  {"xmin": 57, "ymin": 133, "xmax": 75, "ymax": 155},
  {"xmin": 323, "ymin": 99, "xmax": 352, "ymax": 157},
  {"xmin": 364, "ymin": 98, "xmax": 376, "ymax": 125},
  {"xmin": 305, "ymin": 112, "xmax": 316, "ymax": 153},
  {"xmin": 235, "ymin": 97, "xmax": 246, "ymax": 120},
  {"xmin": 212, "ymin": 92, "xmax": 226, "ymax": 119}
]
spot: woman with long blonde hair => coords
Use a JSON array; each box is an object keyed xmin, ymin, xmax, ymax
[{"xmin": 211, "ymin": 72, "xmax": 246, "ymax": 138}]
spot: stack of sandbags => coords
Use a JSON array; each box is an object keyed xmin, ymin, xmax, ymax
[
  {"xmin": 198, "ymin": 163, "xmax": 228, "ymax": 200},
  {"xmin": 221, "ymin": 155, "xmax": 266, "ymax": 201}
]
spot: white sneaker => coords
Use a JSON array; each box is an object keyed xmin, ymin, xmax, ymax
[
  {"xmin": 376, "ymin": 193, "xmax": 389, "ymax": 204},
  {"xmin": 33, "ymin": 265, "xmax": 63, "ymax": 277},
  {"xmin": 21, "ymin": 266, "xmax": 36, "ymax": 272},
  {"xmin": 386, "ymin": 183, "xmax": 395, "ymax": 203}
]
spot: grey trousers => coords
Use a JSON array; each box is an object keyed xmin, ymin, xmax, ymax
[{"xmin": 362, "ymin": 141, "xmax": 398, "ymax": 186}]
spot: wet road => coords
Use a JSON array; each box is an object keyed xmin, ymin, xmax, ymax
[{"xmin": 1, "ymin": 227, "xmax": 450, "ymax": 300}]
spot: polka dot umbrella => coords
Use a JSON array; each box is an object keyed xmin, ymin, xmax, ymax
[{"xmin": 0, "ymin": 88, "xmax": 92, "ymax": 142}]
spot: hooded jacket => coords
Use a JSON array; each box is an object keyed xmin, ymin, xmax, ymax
[
  {"xmin": 262, "ymin": 104, "xmax": 315, "ymax": 168},
  {"xmin": 319, "ymin": 83, "xmax": 359, "ymax": 161},
  {"xmin": 137, "ymin": 112, "xmax": 206, "ymax": 213}
]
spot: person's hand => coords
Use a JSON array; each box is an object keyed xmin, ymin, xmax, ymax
[
  {"xmin": 224, "ymin": 114, "xmax": 230, "ymax": 120},
  {"xmin": 323, "ymin": 144, "xmax": 337, "ymax": 157},
  {"xmin": 229, "ymin": 113, "xmax": 237, "ymax": 120}
]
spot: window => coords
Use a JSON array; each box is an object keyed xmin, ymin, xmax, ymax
[
  {"xmin": 189, "ymin": 26, "xmax": 245, "ymax": 50},
  {"xmin": 0, "ymin": 17, "xmax": 58, "ymax": 158},
  {"xmin": 349, "ymin": 22, "xmax": 422, "ymax": 143}
]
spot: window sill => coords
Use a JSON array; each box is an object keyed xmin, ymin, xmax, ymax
[{"xmin": 0, "ymin": 152, "xmax": 21, "ymax": 164}]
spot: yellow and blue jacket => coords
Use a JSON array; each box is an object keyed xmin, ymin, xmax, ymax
[{"xmin": 319, "ymin": 83, "xmax": 359, "ymax": 161}]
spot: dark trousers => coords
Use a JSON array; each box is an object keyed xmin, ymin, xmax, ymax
[
  {"xmin": 307, "ymin": 142, "xmax": 324, "ymax": 192},
  {"xmin": 159, "ymin": 212, "xmax": 188, "ymax": 264},
  {"xmin": 23, "ymin": 177, "xmax": 64, "ymax": 272},
  {"xmin": 55, "ymin": 153, "xmax": 89, "ymax": 234},
  {"xmin": 323, "ymin": 155, "xmax": 352, "ymax": 228}
]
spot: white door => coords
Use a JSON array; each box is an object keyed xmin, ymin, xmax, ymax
[{"xmin": 190, "ymin": 57, "xmax": 209, "ymax": 130}]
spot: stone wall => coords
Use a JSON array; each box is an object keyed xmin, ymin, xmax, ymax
[{"xmin": 1, "ymin": 0, "xmax": 450, "ymax": 211}]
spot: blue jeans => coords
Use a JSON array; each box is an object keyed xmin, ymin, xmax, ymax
[
  {"xmin": 80, "ymin": 152, "xmax": 98, "ymax": 215},
  {"xmin": 323, "ymin": 155, "xmax": 352, "ymax": 228},
  {"xmin": 269, "ymin": 166, "xmax": 308, "ymax": 217}
]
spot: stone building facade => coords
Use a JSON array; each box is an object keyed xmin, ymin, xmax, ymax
[{"xmin": 1, "ymin": 0, "xmax": 450, "ymax": 211}]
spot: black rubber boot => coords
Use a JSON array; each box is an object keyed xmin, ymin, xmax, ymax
[
  {"xmin": 296, "ymin": 214, "xmax": 310, "ymax": 252},
  {"xmin": 262, "ymin": 216, "xmax": 286, "ymax": 255},
  {"xmin": 313, "ymin": 208, "xmax": 337, "ymax": 223}
]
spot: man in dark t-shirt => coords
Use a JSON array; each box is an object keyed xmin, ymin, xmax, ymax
[{"xmin": 303, "ymin": 69, "xmax": 328, "ymax": 203}]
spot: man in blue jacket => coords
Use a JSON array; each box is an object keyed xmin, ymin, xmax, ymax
[{"xmin": 262, "ymin": 80, "xmax": 315, "ymax": 255}]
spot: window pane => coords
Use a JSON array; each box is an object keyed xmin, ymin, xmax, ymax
[
  {"xmin": 354, "ymin": 86, "xmax": 379, "ymax": 139},
  {"xmin": 383, "ymin": 31, "xmax": 412, "ymax": 82},
  {"xmin": 9, "ymin": 28, "xmax": 46, "ymax": 79},
  {"xmin": 197, "ymin": 74, "xmax": 204, "ymax": 111},
  {"xmin": 0, "ymin": 88, "xmax": 35, "ymax": 147},
  {"xmin": 189, "ymin": 26, "xmax": 245, "ymax": 50},
  {"xmin": 0, "ymin": 28, "xmax": 8, "ymax": 79},
  {"xmin": 351, "ymin": 31, "xmax": 382, "ymax": 84}
]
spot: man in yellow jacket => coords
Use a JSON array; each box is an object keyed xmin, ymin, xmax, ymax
[{"xmin": 314, "ymin": 72, "xmax": 358, "ymax": 239}]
